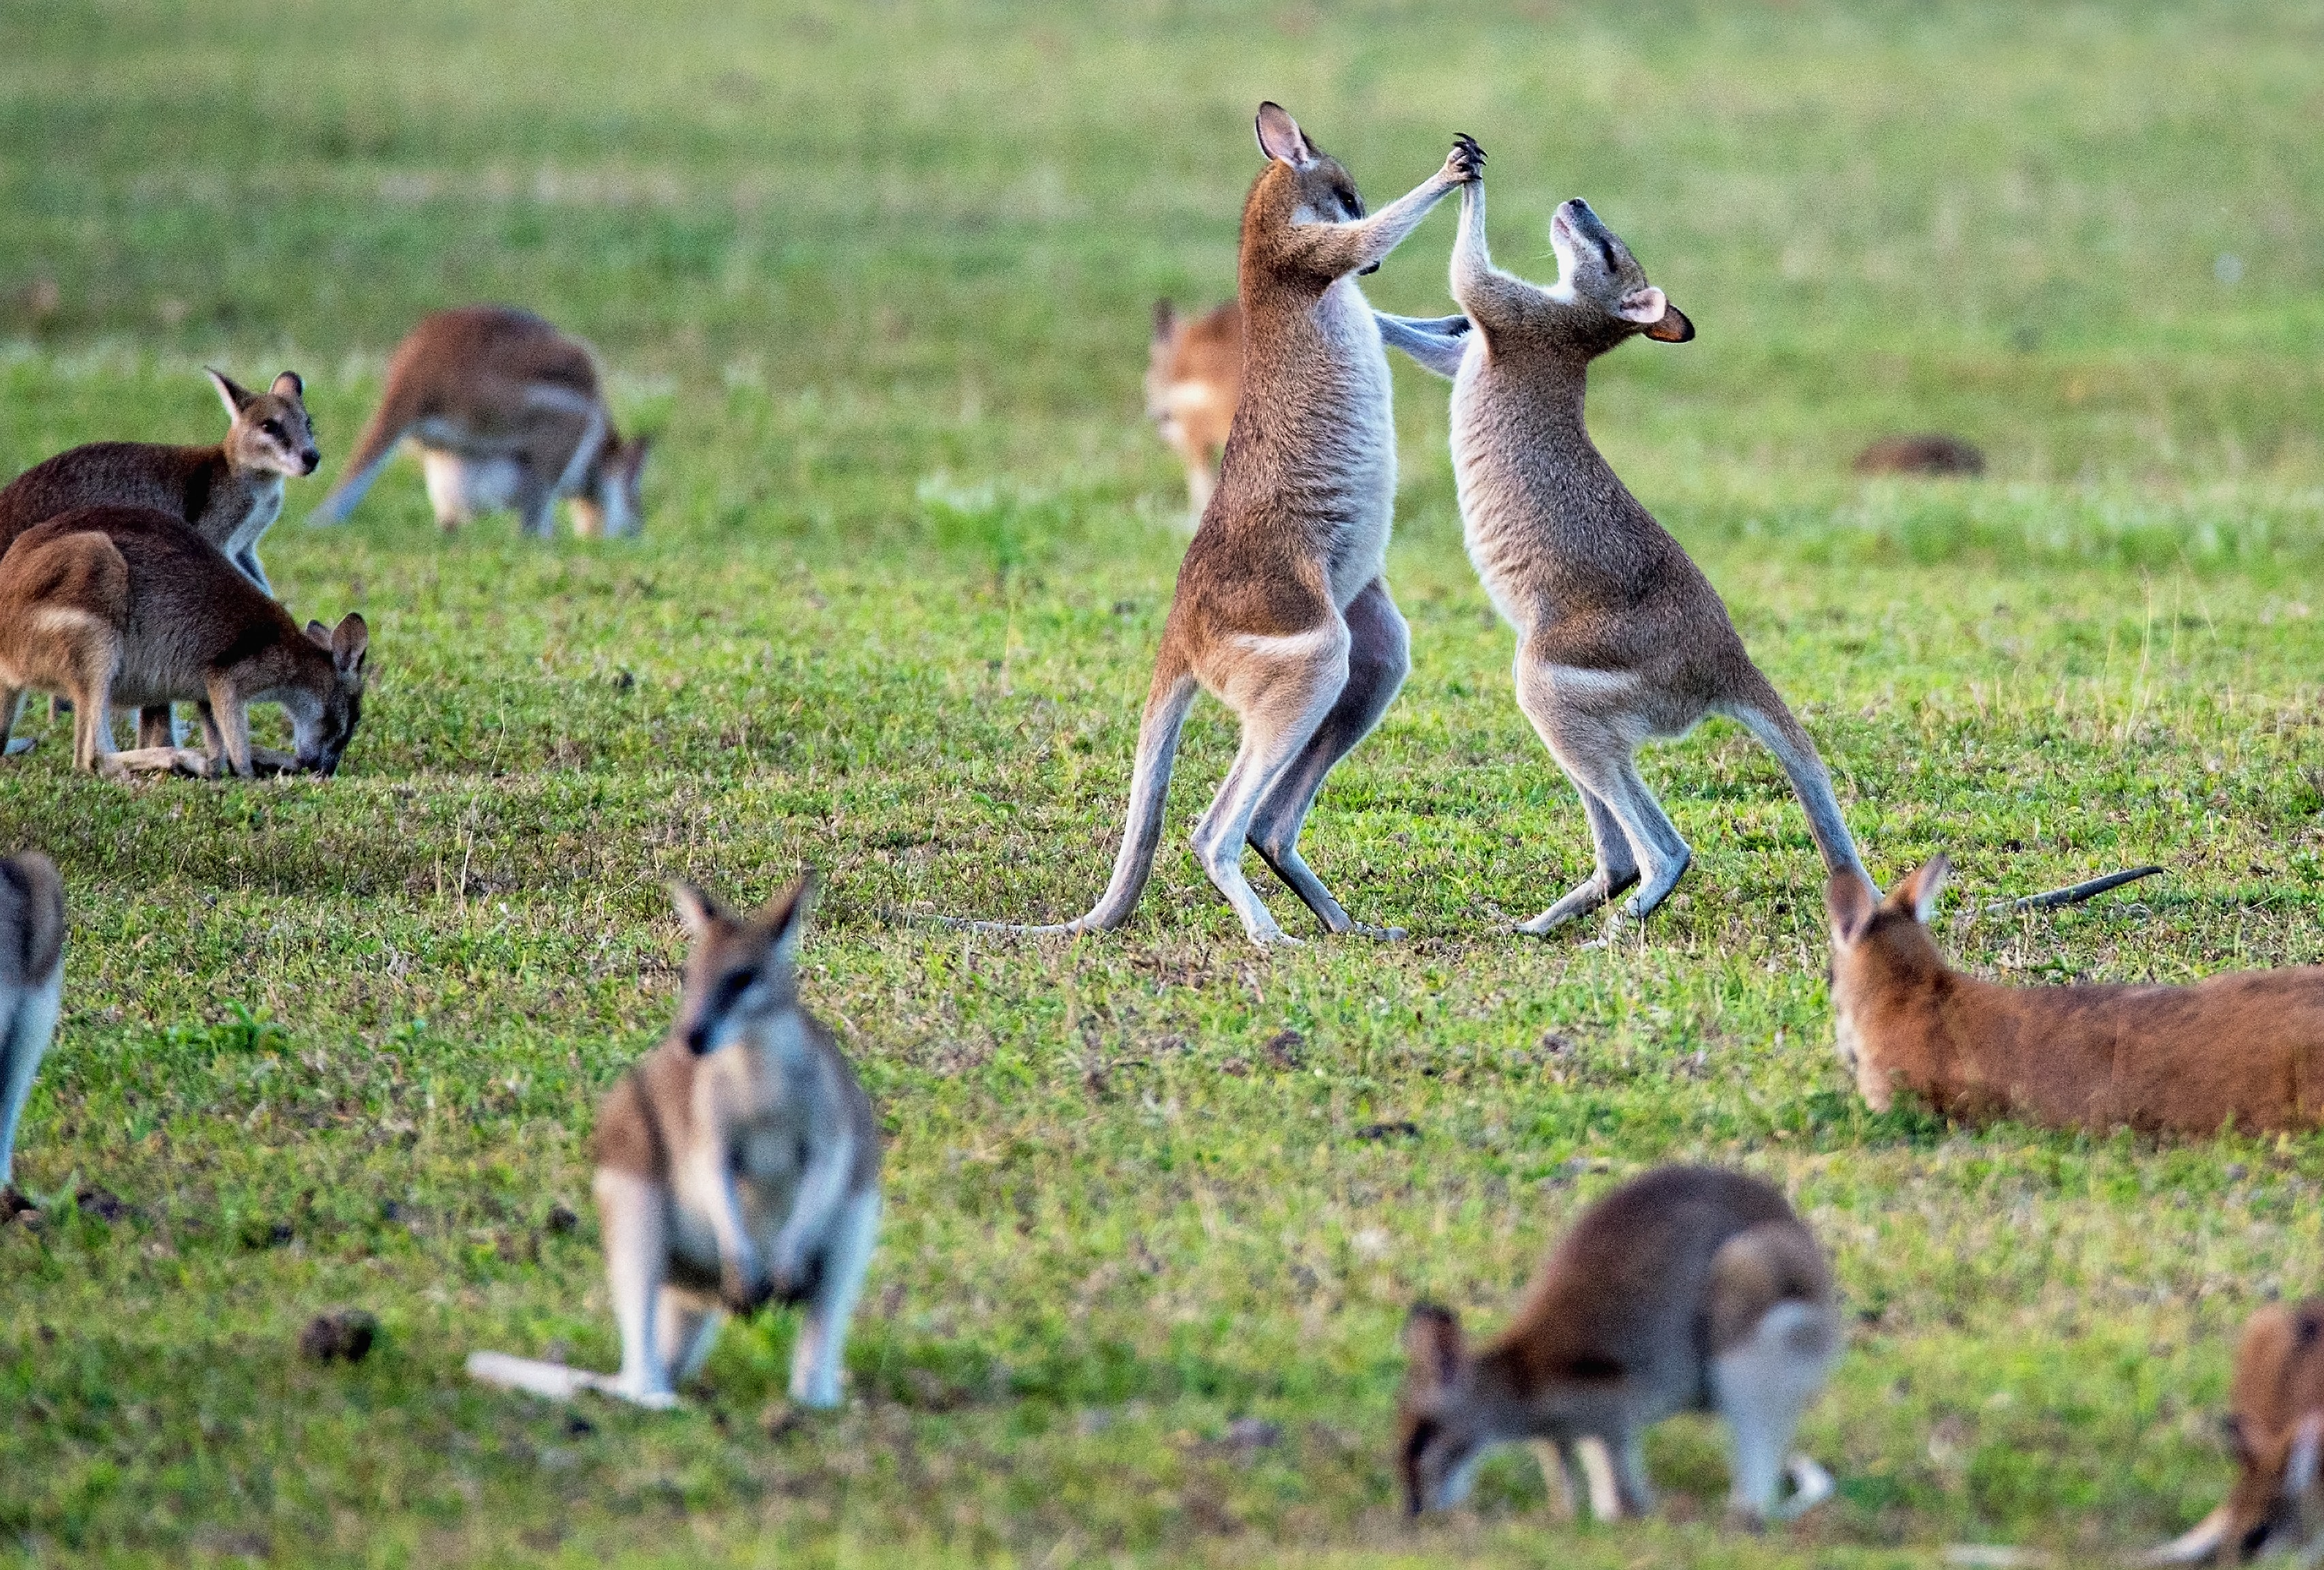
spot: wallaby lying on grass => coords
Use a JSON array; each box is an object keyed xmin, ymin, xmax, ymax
[
  {"xmin": 1398, "ymin": 1165, "xmax": 1838, "ymax": 1526},
  {"xmin": 1828, "ymin": 855, "xmax": 2324, "ymax": 1133},
  {"xmin": 469, "ymin": 875, "xmax": 881, "ymax": 1409},
  {"xmin": 1146, "ymin": 298, "xmax": 1242, "ymax": 522},
  {"xmin": 310, "ymin": 305, "xmax": 650, "ymax": 539},
  {"xmin": 954, "ymin": 108, "xmax": 1481, "ymax": 946},
  {"xmin": 0, "ymin": 851, "xmax": 64, "ymax": 1219},
  {"xmin": 1383, "ymin": 180, "xmax": 1868, "ymax": 932},
  {"xmin": 2139, "ymin": 1299, "xmax": 2324, "ymax": 1565},
  {"xmin": 0, "ymin": 507, "xmax": 368, "ymax": 778},
  {"xmin": 0, "ymin": 368, "xmax": 319, "ymax": 747}
]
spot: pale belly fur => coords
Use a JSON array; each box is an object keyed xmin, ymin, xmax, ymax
[
  {"xmin": 1447, "ymin": 358, "xmax": 1541, "ymax": 635},
  {"xmin": 421, "ymin": 450, "xmax": 522, "ymax": 522},
  {"xmin": 1312, "ymin": 278, "xmax": 1397, "ymax": 609}
]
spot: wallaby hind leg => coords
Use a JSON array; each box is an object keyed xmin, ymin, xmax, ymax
[
  {"xmin": 0, "ymin": 971, "xmax": 64, "ymax": 1187},
  {"xmin": 1603, "ymin": 761, "xmax": 1692, "ymax": 919},
  {"xmin": 1516, "ymin": 783, "xmax": 1639, "ymax": 935},
  {"xmin": 1513, "ymin": 660, "xmax": 1682, "ymax": 930},
  {"xmin": 656, "ymin": 1289, "xmax": 720, "ymax": 1385},
  {"xmin": 791, "ymin": 1189, "xmax": 879, "ymax": 1409},
  {"xmin": 0, "ymin": 687, "xmax": 26, "ymax": 757},
  {"xmin": 203, "ymin": 678, "xmax": 255, "ymax": 777},
  {"xmin": 595, "ymin": 1169, "xmax": 680, "ymax": 1408},
  {"xmin": 1245, "ymin": 579, "xmax": 1410, "ymax": 939}
]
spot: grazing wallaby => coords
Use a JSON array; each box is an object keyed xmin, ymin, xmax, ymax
[
  {"xmin": 1398, "ymin": 1165, "xmax": 1839, "ymax": 1526},
  {"xmin": 954, "ymin": 108, "xmax": 1481, "ymax": 947},
  {"xmin": 2140, "ymin": 1299, "xmax": 2324, "ymax": 1566},
  {"xmin": 1383, "ymin": 180, "xmax": 1868, "ymax": 932},
  {"xmin": 0, "ymin": 851, "xmax": 65, "ymax": 1218},
  {"xmin": 1146, "ymin": 298, "xmax": 1242, "ymax": 521},
  {"xmin": 309, "ymin": 306, "xmax": 650, "ymax": 539},
  {"xmin": 468, "ymin": 875, "xmax": 881, "ymax": 1410},
  {"xmin": 1854, "ymin": 434, "xmax": 1984, "ymax": 478},
  {"xmin": 0, "ymin": 507, "xmax": 368, "ymax": 778},
  {"xmin": 1827, "ymin": 855, "xmax": 2324, "ymax": 1133}
]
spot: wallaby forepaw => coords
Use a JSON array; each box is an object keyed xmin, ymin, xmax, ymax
[{"xmin": 1445, "ymin": 134, "xmax": 1486, "ymax": 183}]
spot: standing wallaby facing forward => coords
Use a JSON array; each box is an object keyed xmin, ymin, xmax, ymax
[
  {"xmin": 0, "ymin": 507, "xmax": 368, "ymax": 778},
  {"xmin": 1399, "ymin": 1166, "xmax": 1838, "ymax": 1526},
  {"xmin": 956, "ymin": 108, "xmax": 1480, "ymax": 946},
  {"xmin": 1829, "ymin": 855, "xmax": 2324, "ymax": 1134},
  {"xmin": 468, "ymin": 876, "xmax": 880, "ymax": 1409},
  {"xmin": 2141, "ymin": 1300, "xmax": 2324, "ymax": 1566},
  {"xmin": 309, "ymin": 306, "xmax": 650, "ymax": 539},
  {"xmin": 1146, "ymin": 298, "xmax": 1242, "ymax": 522},
  {"xmin": 0, "ymin": 851, "xmax": 65, "ymax": 1218},
  {"xmin": 1384, "ymin": 181, "xmax": 1866, "ymax": 932}
]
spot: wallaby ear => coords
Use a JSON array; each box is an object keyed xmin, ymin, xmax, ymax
[
  {"xmin": 670, "ymin": 880, "xmax": 727, "ymax": 941},
  {"xmin": 207, "ymin": 367, "xmax": 255, "ymax": 418},
  {"xmin": 330, "ymin": 612, "xmax": 369, "ymax": 676},
  {"xmin": 305, "ymin": 619, "xmax": 332, "ymax": 648},
  {"xmin": 1826, "ymin": 870, "xmax": 1878, "ymax": 947},
  {"xmin": 1614, "ymin": 285, "xmax": 1667, "ymax": 326},
  {"xmin": 1887, "ymin": 854, "xmax": 1951, "ymax": 925},
  {"xmin": 1254, "ymin": 101, "xmax": 1317, "ymax": 168},
  {"xmin": 755, "ymin": 871, "xmax": 817, "ymax": 967},
  {"xmin": 1401, "ymin": 1303, "xmax": 1466, "ymax": 1393},
  {"xmin": 1644, "ymin": 301, "xmax": 1695, "ymax": 343},
  {"xmin": 271, "ymin": 371, "xmax": 305, "ymax": 402},
  {"xmin": 1152, "ymin": 299, "xmax": 1178, "ymax": 343}
]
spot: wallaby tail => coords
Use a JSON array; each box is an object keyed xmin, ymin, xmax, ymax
[
  {"xmin": 942, "ymin": 655, "xmax": 1199, "ymax": 937},
  {"xmin": 307, "ymin": 394, "xmax": 414, "ymax": 526},
  {"xmin": 465, "ymin": 1351, "xmax": 675, "ymax": 1409},
  {"xmin": 1723, "ymin": 680, "xmax": 1868, "ymax": 887}
]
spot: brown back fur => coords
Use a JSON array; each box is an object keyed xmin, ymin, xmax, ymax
[{"xmin": 1829, "ymin": 856, "xmax": 2324, "ymax": 1133}]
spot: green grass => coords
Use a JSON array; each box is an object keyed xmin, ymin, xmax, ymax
[{"xmin": 5, "ymin": 0, "xmax": 2324, "ymax": 1564}]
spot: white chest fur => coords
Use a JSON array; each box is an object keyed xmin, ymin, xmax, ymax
[{"xmin": 1312, "ymin": 278, "xmax": 1397, "ymax": 607}]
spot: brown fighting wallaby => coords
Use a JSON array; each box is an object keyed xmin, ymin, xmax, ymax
[
  {"xmin": 1382, "ymin": 179, "xmax": 1868, "ymax": 932},
  {"xmin": 0, "ymin": 851, "xmax": 65, "ymax": 1219},
  {"xmin": 1146, "ymin": 298, "xmax": 1242, "ymax": 522},
  {"xmin": 309, "ymin": 305, "xmax": 650, "ymax": 539},
  {"xmin": 2139, "ymin": 1300, "xmax": 2324, "ymax": 1565},
  {"xmin": 1827, "ymin": 855, "xmax": 2324, "ymax": 1134},
  {"xmin": 953, "ymin": 108, "xmax": 1481, "ymax": 947},
  {"xmin": 468, "ymin": 875, "xmax": 881, "ymax": 1410},
  {"xmin": 0, "ymin": 507, "xmax": 368, "ymax": 778},
  {"xmin": 1398, "ymin": 1165, "xmax": 1839, "ymax": 1526}
]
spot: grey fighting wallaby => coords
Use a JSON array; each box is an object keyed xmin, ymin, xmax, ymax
[
  {"xmin": 0, "ymin": 507, "xmax": 368, "ymax": 778},
  {"xmin": 468, "ymin": 875, "xmax": 881, "ymax": 1409},
  {"xmin": 1146, "ymin": 298, "xmax": 1242, "ymax": 522},
  {"xmin": 310, "ymin": 305, "xmax": 650, "ymax": 539},
  {"xmin": 1383, "ymin": 179, "xmax": 1868, "ymax": 932},
  {"xmin": 953, "ymin": 108, "xmax": 1481, "ymax": 946},
  {"xmin": 1398, "ymin": 1165, "xmax": 1839, "ymax": 1528},
  {"xmin": 0, "ymin": 851, "xmax": 64, "ymax": 1220}
]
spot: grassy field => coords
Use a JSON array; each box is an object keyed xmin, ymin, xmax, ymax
[{"xmin": 5, "ymin": 0, "xmax": 2324, "ymax": 1564}]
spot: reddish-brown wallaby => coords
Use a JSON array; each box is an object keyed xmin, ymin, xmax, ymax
[
  {"xmin": 309, "ymin": 305, "xmax": 650, "ymax": 539},
  {"xmin": 954, "ymin": 107, "xmax": 1481, "ymax": 946},
  {"xmin": 1146, "ymin": 298, "xmax": 1242, "ymax": 522},
  {"xmin": 1827, "ymin": 855, "xmax": 2324, "ymax": 1133},
  {"xmin": 2139, "ymin": 1299, "xmax": 2324, "ymax": 1565},
  {"xmin": 1398, "ymin": 1165, "xmax": 1839, "ymax": 1527},
  {"xmin": 0, "ymin": 507, "xmax": 368, "ymax": 778}
]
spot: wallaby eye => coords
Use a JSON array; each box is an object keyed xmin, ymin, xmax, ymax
[{"xmin": 262, "ymin": 420, "xmax": 284, "ymax": 438}]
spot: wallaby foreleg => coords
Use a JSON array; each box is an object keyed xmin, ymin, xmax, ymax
[
  {"xmin": 1449, "ymin": 178, "xmax": 1541, "ymax": 335},
  {"xmin": 1374, "ymin": 312, "xmax": 1472, "ymax": 379},
  {"xmin": 1284, "ymin": 140, "xmax": 1477, "ymax": 279},
  {"xmin": 204, "ymin": 679, "xmax": 254, "ymax": 776}
]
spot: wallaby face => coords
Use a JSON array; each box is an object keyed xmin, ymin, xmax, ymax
[
  {"xmin": 292, "ymin": 615, "xmax": 371, "ymax": 776},
  {"xmin": 672, "ymin": 877, "xmax": 806, "ymax": 1058},
  {"xmin": 2141, "ymin": 1302, "xmax": 2324, "ymax": 1565},
  {"xmin": 1254, "ymin": 101, "xmax": 1367, "ymax": 235},
  {"xmin": 1824, "ymin": 856, "xmax": 1950, "ymax": 1112},
  {"xmin": 1539, "ymin": 200, "xmax": 1694, "ymax": 353},
  {"xmin": 1145, "ymin": 299, "xmax": 1241, "ymax": 522},
  {"xmin": 212, "ymin": 368, "xmax": 321, "ymax": 480},
  {"xmin": 0, "ymin": 850, "xmax": 65, "ymax": 1204},
  {"xmin": 1398, "ymin": 1306, "xmax": 1496, "ymax": 1513}
]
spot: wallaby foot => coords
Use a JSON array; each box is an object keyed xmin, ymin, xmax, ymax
[
  {"xmin": 1622, "ymin": 847, "xmax": 1692, "ymax": 920},
  {"xmin": 105, "ymin": 746, "xmax": 215, "ymax": 779},
  {"xmin": 1518, "ymin": 866, "xmax": 1639, "ymax": 935},
  {"xmin": 3, "ymin": 738, "xmax": 33, "ymax": 757},
  {"xmin": 248, "ymin": 746, "xmax": 300, "ymax": 776}
]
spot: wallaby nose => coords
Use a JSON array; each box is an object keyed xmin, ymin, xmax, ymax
[{"xmin": 301, "ymin": 450, "xmax": 320, "ymax": 474}]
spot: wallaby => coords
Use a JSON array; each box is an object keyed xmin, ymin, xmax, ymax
[
  {"xmin": 309, "ymin": 305, "xmax": 650, "ymax": 539},
  {"xmin": 0, "ymin": 368, "xmax": 319, "ymax": 747},
  {"xmin": 1381, "ymin": 180, "xmax": 1868, "ymax": 932},
  {"xmin": 1146, "ymin": 298, "xmax": 1242, "ymax": 522},
  {"xmin": 951, "ymin": 108, "xmax": 1481, "ymax": 947},
  {"xmin": 1398, "ymin": 1165, "xmax": 1839, "ymax": 1526},
  {"xmin": 468, "ymin": 875, "xmax": 881, "ymax": 1410},
  {"xmin": 0, "ymin": 851, "xmax": 65, "ymax": 1219},
  {"xmin": 2140, "ymin": 1300, "xmax": 2324, "ymax": 1565},
  {"xmin": 1827, "ymin": 855, "xmax": 2324, "ymax": 1134},
  {"xmin": 0, "ymin": 507, "xmax": 368, "ymax": 778}
]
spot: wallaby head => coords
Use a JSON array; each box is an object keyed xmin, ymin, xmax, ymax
[
  {"xmin": 2139, "ymin": 1302, "xmax": 2324, "ymax": 1566},
  {"xmin": 209, "ymin": 368, "xmax": 320, "ymax": 479},
  {"xmin": 1539, "ymin": 199, "xmax": 1693, "ymax": 355},
  {"xmin": 1396, "ymin": 1303, "xmax": 1501, "ymax": 1515},
  {"xmin": 289, "ymin": 613, "xmax": 371, "ymax": 776},
  {"xmin": 1251, "ymin": 102, "xmax": 1372, "ymax": 266},
  {"xmin": 1825, "ymin": 855, "xmax": 1950, "ymax": 1112},
  {"xmin": 670, "ymin": 874, "xmax": 813, "ymax": 1057},
  {"xmin": 574, "ymin": 433, "xmax": 651, "ymax": 539}
]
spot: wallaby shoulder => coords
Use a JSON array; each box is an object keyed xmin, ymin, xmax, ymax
[{"xmin": 0, "ymin": 442, "xmax": 227, "ymax": 552}]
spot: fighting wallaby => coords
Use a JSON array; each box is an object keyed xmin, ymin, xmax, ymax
[
  {"xmin": 0, "ymin": 507, "xmax": 368, "ymax": 778},
  {"xmin": 309, "ymin": 305, "xmax": 650, "ymax": 539},
  {"xmin": 2140, "ymin": 1300, "xmax": 2324, "ymax": 1565},
  {"xmin": 468, "ymin": 875, "xmax": 881, "ymax": 1409},
  {"xmin": 1398, "ymin": 1165, "xmax": 1838, "ymax": 1526},
  {"xmin": 1382, "ymin": 180, "xmax": 1867, "ymax": 932},
  {"xmin": 0, "ymin": 851, "xmax": 65, "ymax": 1219},
  {"xmin": 1827, "ymin": 855, "xmax": 2324, "ymax": 1134},
  {"xmin": 956, "ymin": 108, "xmax": 1481, "ymax": 946},
  {"xmin": 1146, "ymin": 298, "xmax": 1242, "ymax": 521}
]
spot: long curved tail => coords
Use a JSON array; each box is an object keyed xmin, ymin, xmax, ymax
[
  {"xmin": 953, "ymin": 655, "xmax": 1198, "ymax": 935},
  {"xmin": 1723, "ymin": 679, "xmax": 1868, "ymax": 886},
  {"xmin": 307, "ymin": 392, "xmax": 415, "ymax": 526},
  {"xmin": 465, "ymin": 1351, "xmax": 675, "ymax": 1409}
]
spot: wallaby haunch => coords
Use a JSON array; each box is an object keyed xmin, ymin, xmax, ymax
[
  {"xmin": 1398, "ymin": 1165, "xmax": 1839, "ymax": 1526},
  {"xmin": 468, "ymin": 875, "xmax": 881, "ymax": 1409}
]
